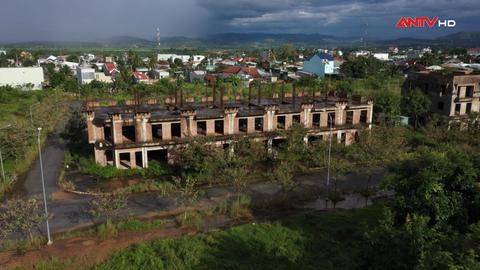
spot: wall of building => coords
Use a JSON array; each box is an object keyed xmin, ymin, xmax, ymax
[{"xmin": 0, "ymin": 67, "xmax": 44, "ymax": 90}]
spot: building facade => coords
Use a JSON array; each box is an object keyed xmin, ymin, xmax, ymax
[
  {"xmin": 403, "ymin": 70, "xmax": 480, "ymax": 118},
  {"xmin": 0, "ymin": 67, "xmax": 44, "ymax": 90},
  {"xmin": 303, "ymin": 53, "xmax": 335, "ymax": 77},
  {"xmin": 84, "ymin": 94, "xmax": 373, "ymax": 169}
]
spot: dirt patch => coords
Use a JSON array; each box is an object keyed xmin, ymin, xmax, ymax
[{"xmin": 0, "ymin": 216, "xmax": 233, "ymax": 270}]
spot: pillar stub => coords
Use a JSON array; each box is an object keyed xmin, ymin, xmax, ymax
[
  {"xmin": 335, "ymin": 101, "xmax": 348, "ymax": 109},
  {"xmin": 224, "ymin": 106, "xmax": 239, "ymax": 114},
  {"xmin": 264, "ymin": 104, "xmax": 279, "ymax": 112},
  {"xmin": 301, "ymin": 102, "xmax": 314, "ymax": 110},
  {"xmin": 180, "ymin": 108, "xmax": 197, "ymax": 117}
]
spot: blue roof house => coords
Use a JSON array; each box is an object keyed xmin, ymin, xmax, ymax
[{"xmin": 303, "ymin": 53, "xmax": 335, "ymax": 77}]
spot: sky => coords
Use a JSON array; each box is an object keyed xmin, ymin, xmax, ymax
[{"xmin": 0, "ymin": 0, "xmax": 479, "ymax": 42}]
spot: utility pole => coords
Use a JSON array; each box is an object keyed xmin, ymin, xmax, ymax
[{"xmin": 37, "ymin": 127, "xmax": 52, "ymax": 245}]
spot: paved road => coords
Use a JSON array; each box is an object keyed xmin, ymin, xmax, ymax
[
  {"xmin": 21, "ymin": 130, "xmax": 64, "ymax": 197},
  {"xmin": 19, "ymin": 102, "xmax": 80, "ymax": 197}
]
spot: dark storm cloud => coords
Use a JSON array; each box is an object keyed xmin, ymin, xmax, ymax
[
  {"xmin": 0, "ymin": 0, "xmax": 479, "ymax": 42},
  {"xmin": 0, "ymin": 0, "xmax": 210, "ymax": 42},
  {"xmin": 197, "ymin": 0, "xmax": 480, "ymax": 38}
]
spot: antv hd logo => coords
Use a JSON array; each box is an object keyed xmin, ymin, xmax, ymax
[{"xmin": 395, "ymin": 16, "xmax": 456, "ymax": 28}]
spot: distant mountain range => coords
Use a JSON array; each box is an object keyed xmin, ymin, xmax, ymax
[{"xmin": 2, "ymin": 32, "xmax": 480, "ymax": 50}]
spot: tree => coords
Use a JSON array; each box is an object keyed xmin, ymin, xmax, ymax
[
  {"xmin": 340, "ymin": 56, "xmax": 387, "ymax": 78},
  {"xmin": 372, "ymin": 91, "xmax": 401, "ymax": 124},
  {"xmin": 89, "ymin": 192, "xmax": 128, "ymax": 220},
  {"xmin": 0, "ymin": 198, "xmax": 46, "ymax": 241},
  {"xmin": 401, "ymin": 87, "xmax": 431, "ymax": 128},
  {"xmin": 174, "ymin": 175, "xmax": 199, "ymax": 221}
]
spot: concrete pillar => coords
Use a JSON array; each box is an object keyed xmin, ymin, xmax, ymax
[
  {"xmin": 247, "ymin": 117, "xmax": 255, "ymax": 133},
  {"xmin": 130, "ymin": 151, "xmax": 136, "ymax": 169},
  {"xmin": 301, "ymin": 103, "xmax": 314, "ymax": 128},
  {"xmin": 285, "ymin": 114, "xmax": 293, "ymax": 129},
  {"xmin": 263, "ymin": 105, "xmax": 278, "ymax": 132},
  {"xmin": 353, "ymin": 110, "xmax": 360, "ymax": 125},
  {"xmin": 224, "ymin": 107, "xmax": 239, "ymax": 135},
  {"xmin": 206, "ymin": 120, "xmax": 215, "ymax": 135},
  {"xmin": 114, "ymin": 150, "xmax": 120, "ymax": 169},
  {"xmin": 367, "ymin": 100, "xmax": 374, "ymax": 129},
  {"xmin": 162, "ymin": 123, "xmax": 172, "ymax": 140},
  {"xmin": 320, "ymin": 112, "xmax": 328, "ymax": 128},
  {"xmin": 94, "ymin": 148, "xmax": 107, "ymax": 166},
  {"xmin": 142, "ymin": 148, "xmax": 148, "ymax": 168},
  {"xmin": 134, "ymin": 112, "xmax": 151, "ymax": 143},
  {"xmin": 112, "ymin": 113, "xmax": 123, "ymax": 144},
  {"xmin": 85, "ymin": 111, "xmax": 95, "ymax": 143},
  {"xmin": 335, "ymin": 101, "xmax": 347, "ymax": 126},
  {"xmin": 345, "ymin": 132, "xmax": 354, "ymax": 146},
  {"xmin": 181, "ymin": 109, "xmax": 197, "ymax": 138}
]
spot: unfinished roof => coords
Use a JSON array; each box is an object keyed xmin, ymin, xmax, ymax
[{"xmin": 85, "ymin": 95, "xmax": 371, "ymax": 124}]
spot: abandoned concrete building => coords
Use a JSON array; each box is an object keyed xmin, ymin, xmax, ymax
[
  {"xmin": 403, "ymin": 70, "xmax": 480, "ymax": 117},
  {"xmin": 83, "ymin": 90, "xmax": 373, "ymax": 169}
]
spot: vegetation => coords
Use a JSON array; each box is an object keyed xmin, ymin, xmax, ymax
[
  {"xmin": 0, "ymin": 86, "xmax": 71, "ymax": 198},
  {"xmin": 93, "ymin": 206, "xmax": 382, "ymax": 270},
  {"xmin": 0, "ymin": 198, "xmax": 46, "ymax": 242}
]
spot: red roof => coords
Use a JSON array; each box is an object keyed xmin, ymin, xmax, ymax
[
  {"xmin": 133, "ymin": 71, "xmax": 148, "ymax": 80},
  {"xmin": 223, "ymin": 66, "xmax": 261, "ymax": 79},
  {"xmin": 104, "ymin": 63, "xmax": 118, "ymax": 75}
]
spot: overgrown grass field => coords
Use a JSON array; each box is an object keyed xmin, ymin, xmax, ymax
[{"xmin": 92, "ymin": 206, "xmax": 382, "ymax": 270}]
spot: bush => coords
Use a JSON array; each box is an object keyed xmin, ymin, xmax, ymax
[{"xmin": 97, "ymin": 219, "xmax": 118, "ymax": 240}]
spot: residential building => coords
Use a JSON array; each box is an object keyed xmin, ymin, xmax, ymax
[
  {"xmin": 153, "ymin": 69, "xmax": 170, "ymax": 79},
  {"xmin": 103, "ymin": 63, "xmax": 118, "ymax": 76},
  {"xmin": 76, "ymin": 66, "xmax": 95, "ymax": 85},
  {"xmin": 0, "ymin": 67, "xmax": 44, "ymax": 90},
  {"xmin": 373, "ymin": 53, "xmax": 389, "ymax": 61},
  {"xmin": 157, "ymin": 54, "xmax": 190, "ymax": 63},
  {"xmin": 94, "ymin": 72, "xmax": 113, "ymax": 84},
  {"xmin": 83, "ymin": 92, "xmax": 373, "ymax": 169},
  {"xmin": 402, "ymin": 70, "xmax": 480, "ymax": 118},
  {"xmin": 132, "ymin": 71, "xmax": 149, "ymax": 84},
  {"xmin": 467, "ymin": 48, "xmax": 480, "ymax": 57},
  {"xmin": 303, "ymin": 53, "xmax": 335, "ymax": 77},
  {"xmin": 0, "ymin": 49, "xmax": 6, "ymax": 55},
  {"xmin": 187, "ymin": 70, "xmax": 206, "ymax": 82}
]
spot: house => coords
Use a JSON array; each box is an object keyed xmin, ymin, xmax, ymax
[
  {"xmin": 188, "ymin": 70, "xmax": 206, "ymax": 82},
  {"xmin": 373, "ymin": 53, "xmax": 389, "ymax": 61},
  {"xmin": 157, "ymin": 54, "xmax": 190, "ymax": 63},
  {"xmin": 153, "ymin": 69, "xmax": 170, "ymax": 79},
  {"xmin": 223, "ymin": 66, "xmax": 261, "ymax": 83},
  {"xmin": 76, "ymin": 66, "xmax": 95, "ymax": 85},
  {"xmin": 94, "ymin": 72, "xmax": 113, "ymax": 84},
  {"xmin": 132, "ymin": 71, "xmax": 149, "ymax": 84},
  {"xmin": 303, "ymin": 53, "xmax": 335, "ymax": 77},
  {"xmin": 157, "ymin": 61, "xmax": 170, "ymax": 70},
  {"xmin": 192, "ymin": 55, "xmax": 206, "ymax": 67},
  {"xmin": 467, "ymin": 48, "xmax": 480, "ymax": 57},
  {"xmin": 0, "ymin": 50, "xmax": 6, "ymax": 55},
  {"xmin": 0, "ymin": 67, "xmax": 44, "ymax": 90},
  {"xmin": 103, "ymin": 63, "xmax": 118, "ymax": 76}
]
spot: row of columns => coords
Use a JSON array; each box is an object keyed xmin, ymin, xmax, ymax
[{"xmin": 85, "ymin": 101, "xmax": 373, "ymax": 145}]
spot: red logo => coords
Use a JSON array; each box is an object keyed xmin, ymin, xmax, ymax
[{"xmin": 396, "ymin": 16, "xmax": 456, "ymax": 28}]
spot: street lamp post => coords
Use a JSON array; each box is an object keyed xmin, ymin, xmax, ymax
[
  {"xmin": 0, "ymin": 124, "xmax": 11, "ymax": 182},
  {"xmin": 37, "ymin": 127, "xmax": 52, "ymax": 245},
  {"xmin": 321, "ymin": 110, "xmax": 334, "ymax": 208}
]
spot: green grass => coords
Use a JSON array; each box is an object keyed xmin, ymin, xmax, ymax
[{"xmin": 93, "ymin": 205, "xmax": 383, "ymax": 270}]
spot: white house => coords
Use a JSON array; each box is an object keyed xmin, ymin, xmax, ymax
[
  {"xmin": 0, "ymin": 50, "xmax": 6, "ymax": 55},
  {"xmin": 157, "ymin": 54, "xmax": 190, "ymax": 63},
  {"xmin": 153, "ymin": 69, "xmax": 170, "ymax": 79},
  {"xmin": 0, "ymin": 67, "xmax": 44, "ymax": 90},
  {"xmin": 76, "ymin": 66, "xmax": 95, "ymax": 85},
  {"xmin": 373, "ymin": 53, "xmax": 389, "ymax": 61}
]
